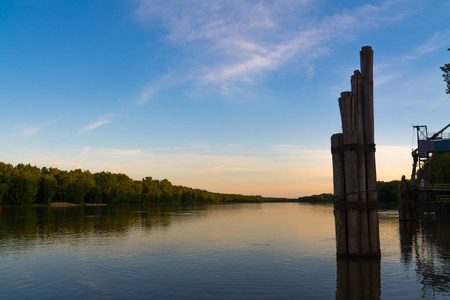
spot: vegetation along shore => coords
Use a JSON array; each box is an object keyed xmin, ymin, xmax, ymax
[{"xmin": 0, "ymin": 162, "xmax": 264, "ymax": 207}]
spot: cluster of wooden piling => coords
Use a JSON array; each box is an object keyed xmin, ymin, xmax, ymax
[
  {"xmin": 331, "ymin": 46, "xmax": 380, "ymax": 258},
  {"xmin": 398, "ymin": 175, "xmax": 418, "ymax": 221}
]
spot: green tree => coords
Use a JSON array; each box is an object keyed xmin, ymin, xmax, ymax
[
  {"xmin": 94, "ymin": 171, "xmax": 117, "ymax": 204},
  {"xmin": 418, "ymin": 152, "xmax": 450, "ymax": 184},
  {"xmin": 158, "ymin": 179, "xmax": 173, "ymax": 203},
  {"xmin": 377, "ymin": 181, "xmax": 400, "ymax": 203},
  {"xmin": 8, "ymin": 164, "xmax": 40, "ymax": 206},
  {"xmin": 37, "ymin": 174, "xmax": 57, "ymax": 204},
  {"xmin": 298, "ymin": 193, "xmax": 333, "ymax": 203},
  {"xmin": 440, "ymin": 48, "xmax": 450, "ymax": 94},
  {"xmin": 112, "ymin": 173, "xmax": 136, "ymax": 204},
  {"xmin": 0, "ymin": 163, "xmax": 14, "ymax": 204},
  {"xmin": 85, "ymin": 185, "xmax": 102, "ymax": 204},
  {"xmin": 64, "ymin": 169, "xmax": 94, "ymax": 204},
  {"xmin": 51, "ymin": 168, "xmax": 70, "ymax": 202},
  {"xmin": 141, "ymin": 177, "xmax": 160, "ymax": 203}
]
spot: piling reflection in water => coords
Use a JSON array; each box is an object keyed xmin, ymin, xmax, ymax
[
  {"xmin": 399, "ymin": 217, "xmax": 450, "ymax": 299},
  {"xmin": 399, "ymin": 220, "xmax": 419, "ymax": 265},
  {"xmin": 336, "ymin": 258, "xmax": 381, "ymax": 300}
]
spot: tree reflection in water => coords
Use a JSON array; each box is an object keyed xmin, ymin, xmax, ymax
[
  {"xmin": 400, "ymin": 217, "xmax": 450, "ymax": 299},
  {"xmin": 0, "ymin": 205, "xmax": 189, "ymax": 249}
]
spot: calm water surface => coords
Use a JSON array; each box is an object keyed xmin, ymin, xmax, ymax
[{"xmin": 1, "ymin": 203, "xmax": 449, "ymax": 299}]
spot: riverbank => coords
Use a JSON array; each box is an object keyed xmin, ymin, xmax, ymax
[{"xmin": 50, "ymin": 202, "xmax": 107, "ymax": 207}]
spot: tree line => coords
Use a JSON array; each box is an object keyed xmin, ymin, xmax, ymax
[
  {"xmin": 0, "ymin": 162, "xmax": 263, "ymax": 206},
  {"xmin": 298, "ymin": 183, "xmax": 401, "ymax": 204},
  {"xmin": 2, "ymin": 153, "xmax": 448, "ymax": 207}
]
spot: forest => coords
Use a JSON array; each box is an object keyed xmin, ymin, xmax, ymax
[
  {"xmin": 0, "ymin": 162, "xmax": 263, "ymax": 206},
  {"xmin": 297, "ymin": 183, "xmax": 400, "ymax": 204}
]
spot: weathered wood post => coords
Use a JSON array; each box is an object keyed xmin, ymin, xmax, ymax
[
  {"xmin": 360, "ymin": 46, "xmax": 380, "ymax": 255},
  {"xmin": 331, "ymin": 46, "xmax": 381, "ymax": 258},
  {"xmin": 398, "ymin": 175, "xmax": 419, "ymax": 221},
  {"xmin": 339, "ymin": 92, "xmax": 361, "ymax": 255},
  {"xmin": 331, "ymin": 133, "xmax": 347, "ymax": 256},
  {"xmin": 351, "ymin": 71, "xmax": 371, "ymax": 254},
  {"xmin": 398, "ymin": 175, "xmax": 416, "ymax": 221}
]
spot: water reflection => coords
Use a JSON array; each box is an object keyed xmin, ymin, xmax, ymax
[
  {"xmin": 336, "ymin": 258, "xmax": 381, "ymax": 300},
  {"xmin": 399, "ymin": 220, "xmax": 419, "ymax": 265},
  {"xmin": 0, "ymin": 204, "xmax": 267, "ymax": 254},
  {"xmin": 0, "ymin": 205, "xmax": 197, "ymax": 252},
  {"xmin": 1, "ymin": 203, "xmax": 339, "ymax": 299},
  {"xmin": 3, "ymin": 204, "xmax": 450, "ymax": 299},
  {"xmin": 399, "ymin": 217, "xmax": 450, "ymax": 299},
  {"xmin": 335, "ymin": 212, "xmax": 450, "ymax": 299}
]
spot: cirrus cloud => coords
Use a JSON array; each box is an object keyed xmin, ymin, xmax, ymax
[
  {"xmin": 80, "ymin": 113, "xmax": 116, "ymax": 133},
  {"xmin": 134, "ymin": 0, "xmax": 417, "ymax": 103}
]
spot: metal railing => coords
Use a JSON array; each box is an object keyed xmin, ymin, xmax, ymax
[
  {"xmin": 431, "ymin": 183, "xmax": 450, "ymax": 190},
  {"xmin": 427, "ymin": 132, "xmax": 450, "ymax": 140},
  {"xmin": 419, "ymin": 183, "xmax": 450, "ymax": 190},
  {"xmin": 436, "ymin": 195, "xmax": 450, "ymax": 202}
]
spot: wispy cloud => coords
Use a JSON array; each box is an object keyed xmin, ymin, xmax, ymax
[
  {"xmin": 17, "ymin": 122, "xmax": 41, "ymax": 138},
  {"xmin": 374, "ymin": 72, "xmax": 402, "ymax": 87},
  {"xmin": 47, "ymin": 161, "xmax": 82, "ymax": 169},
  {"xmin": 134, "ymin": 0, "xmax": 415, "ymax": 102},
  {"xmin": 374, "ymin": 31, "xmax": 450, "ymax": 94},
  {"xmin": 99, "ymin": 149, "xmax": 142, "ymax": 156},
  {"xmin": 16, "ymin": 119, "xmax": 62, "ymax": 138},
  {"xmin": 377, "ymin": 32, "xmax": 450, "ymax": 70},
  {"xmin": 80, "ymin": 147, "xmax": 142, "ymax": 157},
  {"xmin": 138, "ymin": 72, "xmax": 193, "ymax": 104},
  {"xmin": 411, "ymin": 32, "xmax": 449, "ymax": 58},
  {"xmin": 80, "ymin": 113, "xmax": 116, "ymax": 133},
  {"xmin": 82, "ymin": 146, "xmax": 91, "ymax": 156},
  {"xmin": 19, "ymin": 125, "xmax": 40, "ymax": 137}
]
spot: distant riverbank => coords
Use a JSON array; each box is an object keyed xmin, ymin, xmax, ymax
[{"xmin": 50, "ymin": 202, "xmax": 107, "ymax": 207}]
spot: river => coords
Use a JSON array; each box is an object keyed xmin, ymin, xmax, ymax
[{"xmin": 1, "ymin": 203, "xmax": 449, "ymax": 299}]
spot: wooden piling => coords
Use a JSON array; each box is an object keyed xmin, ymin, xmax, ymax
[
  {"xmin": 351, "ymin": 71, "xmax": 370, "ymax": 254},
  {"xmin": 332, "ymin": 133, "xmax": 347, "ymax": 255},
  {"xmin": 331, "ymin": 46, "xmax": 380, "ymax": 258},
  {"xmin": 360, "ymin": 46, "xmax": 380, "ymax": 256},
  {"xmin": 339, "ymin": 92, "xmax": 360, "ymax": 255},
  {"xmin": 398, "ymin": 175, "xmax": 417, "ymax": 221}
]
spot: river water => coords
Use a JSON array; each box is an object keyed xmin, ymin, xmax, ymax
[{"xmin": 0, "ymin": 203, "xmax": 449, "ymax": 299}]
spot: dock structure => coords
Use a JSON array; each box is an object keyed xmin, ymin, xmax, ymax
[
  {"xmin": 411, "ymin": 124, "xmax": 450, "ymax": 184},
  {"xmin": 331, "ymin": 46, "xmax": 380, "ymax": 258},
  {"xmin": 402, "ymin": 123, "xmax": 450, "ymax": 218}
]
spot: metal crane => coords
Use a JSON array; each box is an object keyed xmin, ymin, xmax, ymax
[{"xmin": 411, "ymin": 123, "xmax": 450, "ymax": 185}]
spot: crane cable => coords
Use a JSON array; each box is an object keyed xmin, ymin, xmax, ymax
[{"xmin": 414, "ymin": 95, "xmax": 450, "ymax": 126}]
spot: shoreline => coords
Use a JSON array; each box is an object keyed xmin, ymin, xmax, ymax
[{"xmin": 50, "ymin": 202, "xmax": 107, "ymax": 207}]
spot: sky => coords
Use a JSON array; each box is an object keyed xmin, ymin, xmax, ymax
[{"xmin": 1, "ymin": 0, "xmax": 449, "ymax": 198}]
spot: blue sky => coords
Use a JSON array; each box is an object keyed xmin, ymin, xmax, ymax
[{"xmin": 1, "ymin": 0, "xmax": 449, "ymax": 198}]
